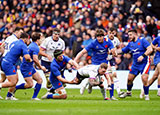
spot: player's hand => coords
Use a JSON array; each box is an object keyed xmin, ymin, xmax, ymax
[
  {"xmin": 41, "ymin": 66, "xmax": 47, "ymax": 72},
  {"xmin": 137, "ymin": 55, "xmax": 144, "ymax": 62}
]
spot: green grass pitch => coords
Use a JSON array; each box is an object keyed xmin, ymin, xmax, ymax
[{"xmin": 0, "ymin": 88, "xmax": 160, "ymax": 115}]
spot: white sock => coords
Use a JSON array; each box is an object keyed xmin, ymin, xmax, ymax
[
  {"xmin": 100, "ymin": 88, "xmax": 106, "ymax": 99},
  {"xmin": 0, "ymin": 83, "xmax": 2, "ymax": 88},
  {"xmin": 114, "ymin": 78, "xmax": 121, "ymax": 94}
]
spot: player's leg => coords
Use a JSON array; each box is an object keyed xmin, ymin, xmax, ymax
[
  {"xmin": 31, "ymin": 70, "xmax": 42, "ymax": 100},
  {"xmin": 4, "ymin": 73, "xmax": 18, "ymax": 100},
  {"xmin": 99, "ymin": 84, "xmax": 108, "ymax": 100},
  {"xmin": 156, "ymin": 63, "xmax": 160, "ymax": 96},
  {"xmin": 141, "ymin": 73, "xmax": 150, "ymax": 100},
  {"xmin": 119, "ymin": 73, "xmax": 136, "ymax": 98},
  {"xmin": 0, "ymin": 72, "xmax": 6, "ymax": 99},
  {"xmin": 80, "ymin": 78, "xmax": 89, "ymax": 95},
  {"xmin": 41, "ymin": 60, "xmax": 52, "ymax": 89}
]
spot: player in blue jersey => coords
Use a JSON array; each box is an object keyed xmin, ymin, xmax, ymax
[
  {"xmin": 0, "ymin": 27, "xmax": 23, "ymax": 99},
  {"xmin": 42, "ymin": 49, "xmax": 79, "ymax": 99},
  {"xmin": 140, "ymin": 36, "xmax": 160, "ymax": 98},
  {"xmin": 74, "ymin": 29, "xmax": 116, "ymax": 100},
  {"xmin": 0, "ymin": 32, "xmax": 32, "ymax": 100},
  {"xmin": 118, "ymin": 29, "xmax": 153, "ymax": 100},
  {"xmin": 10, "ymin": 32, "xmax": 46, "ymax": 100}
]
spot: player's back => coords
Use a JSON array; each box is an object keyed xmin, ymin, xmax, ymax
[
  {"xmin": 4, "ymin": 39, "xmax": 28, "ymax": 65},
  {"xmin": 78, "ymin": 64, "xmax": 99, "ymax": 77},
  {"xmin": 22, "ymin": 42, "xmax": 39, "ymax": 66},
  {"xmin": 3, "ymin": 34, "xmax": 18, "ymax": 57}
]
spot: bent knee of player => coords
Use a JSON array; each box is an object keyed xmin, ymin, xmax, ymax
[
  {"xmin": 37, "ymin": 77, "xmax": 43, "ymax": 84},
  {"xmin": 26, "ymin": 81, "xmax": 34, "ymax": 88}
]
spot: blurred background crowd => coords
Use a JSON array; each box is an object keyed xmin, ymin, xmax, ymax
[{"xmin": 0, "ymin": 0, "xmax": 160, "ymax": 70}]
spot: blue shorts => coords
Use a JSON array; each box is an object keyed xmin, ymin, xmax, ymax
[
  {"xmin": 50, "ymin": 76, "xmax": 63, "ymax": 89},
  {"xmin": 109, "ymin": 58, "xmax": 116, "ymax": 66},
  {"xmin": 20, "ymin": 65, "xmax": 36, "ymax": 78},
  {"xmin": 1, "ymin": 59, "xmax": 17, "ymax": 76},
  {"xmin": 41, "ymin": 60, "xmax": 51, "ymax": 73},
  {"xmin": 130, "ymin": 60, "xmax": 150, "ymax": 76}
]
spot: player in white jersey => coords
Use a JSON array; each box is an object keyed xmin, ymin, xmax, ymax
[
  {"xmin": 105, "ymin": 27, "xmax": 124, "ymax": 97},
  {"xmin": 0, "ymin": 27, "xmax": 23, "ymax": 100},
  {"xmin": 72, "ymin": 63, "xmax": 110, "ymax": 100},
  {"xmin": 40, "ymin": 28, "xmax": 65, "ymax": 91}
]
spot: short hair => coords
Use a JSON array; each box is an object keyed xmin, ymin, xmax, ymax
[
  {"xmin": 100, "ymin": 63, "xmax": 108, "ymax": 70},
  {"xmin": 128, "ymin": 29, "xmax": 137, "ymax": 33},
  {"xmin": 20, "ymin": 32, "xmax": 29, "ymax": 39},
  {"xmin": 109, "ymin": 27, "xmax": 116, "ymax": 32},
  {"xmin": 14, "ymin": 27, "xmax": 23, "ymax": 32},
  {"xmin": 53, "ymin": 28, "xmax": 60, "ymax": 34},
  {"xmin": 54, "ymin": 49, "xmax": 63, "ymax": 59},
  {"xmin": 31, "ymin": 32, "xmax": 41, "ymax": 42},
  {"xmin": 95, "ymin": 29, "xmax": 105, "ymax": 36}
]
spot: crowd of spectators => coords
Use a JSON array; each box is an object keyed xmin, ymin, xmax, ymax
[{"xmin": 0, "ymin": 0, "xmax": 160, "ymax": 70}]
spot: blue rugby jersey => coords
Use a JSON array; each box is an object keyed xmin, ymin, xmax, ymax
[
  {"xmin": 21, "ymin": 42, "xmax": 39, "ymax": 66},
  {"xmin": 85, "ymin": 38, "xmax": 114, "ymax": 65},
  {"xmin": 122, "ymin": 38, "xmax": 150, "ymax": 66},
  {"xmin": 4, "ymin": 39, "xmax": 29, "ymax": 64}
]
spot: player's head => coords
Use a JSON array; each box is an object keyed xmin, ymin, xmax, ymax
[
  {"xmin": 20, "ymin": 32, "xmax": 30, "ymax": 44},
  {"xmin": 128, "ymin": 29, "xmax": 137, "ymax": 42},
  {"xmin": 96, "ymin": 29, "xmax": 105, "ymax": 43},
  {"xmin": 31, "ymin": 32, "xmax": 41, "ymax": 45},
  {"xmin": 98, "ymin": 63, "xmax": 108, "ymax": 75},
  {"xmin": 52, "ymin": 28, "xmax": 60, "ymax": 41},
  {"xmin": 108, "ymin": 27, "xmax": 116, "ymax": 40},
  {"xmin": 14, "ymin": 27, "xmax": 23, "ymax": 39},
  {"xmin": 54, "ymin": 49, "xmax": 63, "ymax": 61}
]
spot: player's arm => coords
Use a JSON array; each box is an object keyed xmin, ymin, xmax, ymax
[
  {"xmin": 110, "ymin": 48, "xmax": 117, "ymax": 57},
  {"xmin": 137, "ymin": 45, "xmax": 153, "ymax": 62},
  {"xmin": 39, "ymin": 49, "xmax": 52, "ymax": 61},
  {"xmin": 57, "ymin": 75, "xmax": 75, "ymax": 84},
  {"xmin": 74, "ymin": 48, "xmax": 87, "ymax": 63},
  {"xmin": 24, "ymin": 54, "xmax": 32, "ymax": 62},
  {"xmin": 68, "ymin": 59, "xmax": 80, "ymax": 69},
  {"xmin": 33, "ymin": 54, "xmax": 46, "ymax": 71}
]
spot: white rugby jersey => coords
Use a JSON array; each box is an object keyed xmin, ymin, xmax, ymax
[
  {"xmin": 104, "ymin": 35, "xmax": 120, "ymax": 47},
  {"xmin": 3, "ymin": 34, "xmax": 18, "ymax": 57},
  {"xmin": 78, "ymin": 65, "xmax": 104, "ymax": 79},
  {"xmin": 40, "ymin": 36, "xmax": 65, "ymax": 62}
]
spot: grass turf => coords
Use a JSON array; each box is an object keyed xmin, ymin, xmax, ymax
[{"xmin": 0, "ymin": 88, "xmax": 160, "ymax": 115}]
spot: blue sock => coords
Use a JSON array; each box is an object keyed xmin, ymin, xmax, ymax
[
  {"xmin": 110, "ymin": 84, "xmax": 114, "ymax": 98},
  {"xmin": 7, "ymin": 92, "xmax": 12, "ymax": 97},
  {"xmin": 32, "ymin": 83, "xmax": 41, "ymax": 98},
  {"xmin": 16, "ymin": 83, "xmax": 25, "ymax": 90},
  {"xmin": 127, "ymin": 84, "xmax": 133, "ymax": 91},
  {"xmin": 158, "ymin": 85, "xmax": 160, "ymax": 88},
  {"xmin": 47, "ymin": 94, "xmax": 53, "ymax": 99},
  {"xmin": 143, "ymin": 85, "xmax": 149, "ymax": 95}
]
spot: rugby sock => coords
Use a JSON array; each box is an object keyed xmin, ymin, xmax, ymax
[
  {"xmin": 143, "ymin": 85, "xmax": 149, "ymax": 95},
  {"xmin": 110, "ymin": 84, "xmax": 114, "ymax": 98},
  {"xmin": 100, "ymin": 88, "xmax": 106, "ymax": 99},
  {"xmin": 16, "ymin": 83, "xmax": 25, "ymax": 90},
  {"xmin": 49, "ymin": 87, "xmax": 55, "ymax": 93},
  {"xmin": 114, "ymin": 78, "xmax": 121, "ymax": 94},
  {"xmin": 47, "ymin": 94, "xmax": 53, "ymax": 99},
  {"xmin": 127, "ymin": 84, "xmax": 133, "ymax": 91},
  {"xmin": 32, "ymin": 83, "xmax": 41, "ymax": 98},
  {"xmin": 158, "ymin": 85, "xmax": 160, "ymax": 88},
  {"xmin": 7, "ymin": 92, "xmax": 12, "ymax": 97}
]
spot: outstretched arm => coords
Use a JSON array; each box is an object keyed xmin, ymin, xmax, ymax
[{"xmin": 74, "ymin": 49, "xmax": 87, "ymax": 63}]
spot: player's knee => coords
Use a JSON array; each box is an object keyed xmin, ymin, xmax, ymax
[
  {"xmin": 37, "ymin": 77, "xmax": 43, "ymax": 84},
  {"xmin": 26, "ymin": 81, "xmax": 34, "ymax": 88}
]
